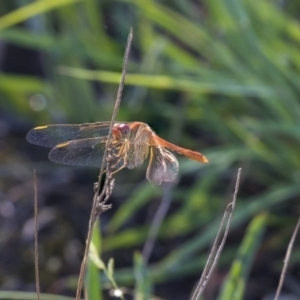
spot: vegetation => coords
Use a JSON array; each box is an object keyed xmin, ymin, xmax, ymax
[{"xmin": 1, "ymin": 0, "xmax": 300, "ymax": 299}]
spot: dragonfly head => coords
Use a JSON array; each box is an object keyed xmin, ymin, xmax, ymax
[{"xmin": 112, "ymin": 123, "xmax": 131, "ymax": 140}]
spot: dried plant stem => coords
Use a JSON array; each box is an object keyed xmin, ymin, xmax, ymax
[
  {"xmin": 143, "ymin": 185, "xmax": 173, "ymax": 263},
  {"xmin": 75, "ymin": 28, "xmax": 133, "ymax": 300},
  {"xmin": 274, "ymin": 216, "xmax": 300, "ymax": 300},
  {"xmin": 191, "ymin": 168, "xmax": 242, "ymax": 300},
  {"xmin": 95, "ymin": 28, "xmax": 133, "ymax": 198},
  {"xmin": 33, "ymin": 169, "xmax": 40, "ymax": 300}
]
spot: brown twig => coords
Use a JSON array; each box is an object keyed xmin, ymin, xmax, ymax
[
  {"xmin": 190, "ymin": 168, "xmax": 242, "ymax": 300},
  {"xmin": 274, "ymin": 216, "xmax": 300, "ymax": 300},
  {"xmin": 75, "ymin": 27, "xmax": 133, "ymax": 300},
  {"xmin": 142, "ymin": 185, "xmax": 173, "ymax": 263},
  {"xmin": 33, "ymin": 169, "xmax": 40, "ymax": 300}
]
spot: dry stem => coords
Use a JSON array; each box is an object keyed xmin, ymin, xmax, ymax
[
  {"xmin": 142, "ymin": 185, "xmax": 173, "ymax": 263},
  {"xmin": 75, "ymin": 27, "xmax": 133, "ymax": 300},
  {"xmin": 33, "ymin": 169, "xmax": 40, "ymax": 300},
  {"xmin": 190, "ymin": 168, "xmax": 242, "ymax": 300},
  {"xmin": 274, "ymin": 216, "xmax": 300, "ymax": 300}
]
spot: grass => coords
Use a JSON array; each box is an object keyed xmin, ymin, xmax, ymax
[{"xmin": 1, "ymin": 0, "xmax": 300, "ymax": 299}]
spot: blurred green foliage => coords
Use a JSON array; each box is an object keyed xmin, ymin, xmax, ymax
[
  {"xmin": 1, "ymin": 0, "xmax": 300, "ymax": 299},
  {"xmin": 218, "ymin": 213, "xmax": 268, "ymax": 300}
]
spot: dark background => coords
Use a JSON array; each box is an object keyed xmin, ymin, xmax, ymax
[{"xmin": 1, "ymin": 1, "xmax": 300, "ymax": 299}]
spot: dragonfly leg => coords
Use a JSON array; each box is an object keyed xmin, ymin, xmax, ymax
[
  {"xmin": 108, "ymin": 142, "xmax": 129, "ymax": 175},
  {"xmin": 110, "ymin": 164, "xmax": 126, "ymax": 175},
  {"xmin": 109, "ymin": 152, "xmax": 128, "ymax": 175}
]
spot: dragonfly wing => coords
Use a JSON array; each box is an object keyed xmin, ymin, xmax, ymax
[
  {"xmin": 125, "ymin": 123, "xmax": 151, "ymax": 169},
  {"xmin": 49, "ymin": 137, "xmax": 125, "ymax": 168},
  {"xmin": 146, "ymin": 146, "xmax": 179, "ymax": 185},
  {"xmin": 26, "ymin": 122, "xmax": 124, "ymax": 148},
  {"xmin": 125, "ymin": 142, "xmax": 149, "ymax": 169}
]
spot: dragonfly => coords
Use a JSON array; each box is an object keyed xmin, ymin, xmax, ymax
[{"xmin": 26, "ymin": 121, "xmax": 208, "ymax": 185}]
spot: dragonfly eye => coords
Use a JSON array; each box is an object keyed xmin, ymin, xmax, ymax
[{"xmin": 113, "ymin": 123, "xmax": 130, "ymax": 139}]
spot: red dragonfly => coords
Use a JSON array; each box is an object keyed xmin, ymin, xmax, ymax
[{"xmin": 27, "ymin": 122, "xmax": 208, "ymax": 185}]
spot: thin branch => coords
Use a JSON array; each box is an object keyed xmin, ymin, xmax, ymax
[
  {"xmin": 75, "ymin": 27, "xmax": 133, "ymax": 300},
  {"xmin": 191, "ymin": 168, "xmax": 242, "ymax": 300},
  {"xmin": 142, "ymin": 185, "xmax": 173, "ymax": 263},
  {"xmin": 95, "ymin": 27, "xmax": 133, "ymax": 198},
  {"xmin": 274, "ymin": 216, "xmax": 300, "ymax": 300},
  {"xmin": 33, "ymin": 169, "xmax": 40, "ymax": 300}
]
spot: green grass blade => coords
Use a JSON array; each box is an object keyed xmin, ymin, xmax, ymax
[
  {"xmin": 58, "ymin": 66, "xmax": 273, "ymax": 97},
  {"xmin": 133, "ymin": 252, "xmax": 152, "ymax": 300},
  {"xmin": 0, "ymin": 0, "xmax": 82, "ymax": 30},
  {"xmin": 107, "ymin": 183, "xmax": 160, "ymax": 233},
  {"xmin": 217, "ymin": 213, "xmax": 268, "ymax": 300},
  {"xmin": 86, "ymin": 220, "xmax": 102, "ymax": 300},
  {"xmin": 0, "ymin": 291, "xmax": 76, "ymax": 300}
]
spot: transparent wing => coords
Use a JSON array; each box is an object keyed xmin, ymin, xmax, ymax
[
  {"xmin": 125, "ymin": 123, "xmax": 151, "ymax": 169},
  {"xmin": 26, "ymin": 122, "xmax": 129, "ymax": 148},
  {"xmin": 49, "ymin": 137, "xmax": 125, "ymax": 168},
  {"xmin": 125, "ymin": 141, "xmax": 149, "ymax": 169},
  {"xmin": 146, "ymin": 146, "xmax": 179, "ymax": 185}
]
